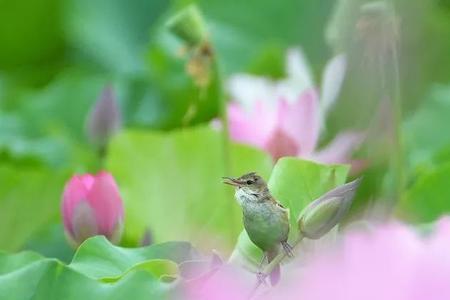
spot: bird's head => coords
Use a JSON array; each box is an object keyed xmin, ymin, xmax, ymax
[{"xmin": 222, "ymin": 172, "xmax": 268, "ymax": 195}]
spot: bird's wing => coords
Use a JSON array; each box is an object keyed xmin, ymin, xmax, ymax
[
  {"xmin": 269, "ymin": 196, "xmax": 288, "ymax": 212},
  {"xmin": 271, "ymin": 197, "xmax": 291, "ymax": 234},
  {"xmin": 267, "ymin": 195, "xmax": 281, "ymax": 206}
]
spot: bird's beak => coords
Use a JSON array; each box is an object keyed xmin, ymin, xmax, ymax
[{"xmin": 222, "ymin": 177, "xmax": 241, "ymax": 187}]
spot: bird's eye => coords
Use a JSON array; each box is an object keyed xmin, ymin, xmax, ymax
[{"xmin": 246, "ymin": 180, "xmax": 253, "ymax": 185}]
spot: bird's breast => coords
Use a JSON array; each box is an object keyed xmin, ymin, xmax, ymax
[
  {"xmin": 242, "ymin": 201, "xmax": 289, "ymax": 251},
  {"xmin": 235, "ymin": 188, "xmax": 258, "ymax": 206}
]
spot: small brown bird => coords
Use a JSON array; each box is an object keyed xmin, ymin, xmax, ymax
[{"xmin": 223, "ymin": 172, "xmax": 292, "ymax": 285}]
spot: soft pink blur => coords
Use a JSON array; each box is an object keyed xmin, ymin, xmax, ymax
[
  {"xmin": 184, "ymin": 265, "xmax": 250, "ymax": 300},
  {"xmin": 61, "ymin": 171, "xmax": 124, "ymax": 246},
  {"xmin": 226, "ymin": 48, "xmax": 364, "ymax": 167},
  {"xmin": 270, "ymin": 217, "xmax": 450, "ymax": 300},
  {"xmin": 185, "ymin": 218, "xmax": 450, "ymax": 300}
]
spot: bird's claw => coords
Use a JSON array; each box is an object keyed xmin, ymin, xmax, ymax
[{"xmin": 282, "ymin": 241, "xmax": 294, "ymax": 258}]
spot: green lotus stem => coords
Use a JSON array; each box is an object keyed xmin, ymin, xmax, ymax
[
  {"xmin": 380, "ymin": 2, "xmax": 403, "ymax": 208},
  {"xmin": 214, "ymin": 60, "xmax": 231, "ymax": 175},
  {"xmin": 98, "ymin": 143, "xmax": 108, "ymax": 170},
  {"xmin": 263, "ymin": 234, "xmax": 303, "ymax": 276},
  {"xmin": 370, "ymin": 1, "xmax": 403, "ymax": 208},
  {"xmin": 213, "ymin": 58, "xmax": 235, "ymax": 241},
  {"xmin": 167, "ymin": 5, "xmax": 236, "ymax": 241},
  {"xmin": 390, "ymin": 38, "xmax": 404, "ymax": 206}
]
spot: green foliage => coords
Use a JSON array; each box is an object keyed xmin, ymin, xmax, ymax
[
  {"xmin": 399, "ymin": 85, "xmax": 450, "ymax": 222},
  {"xmin": 403, "ymin": 85, "xmax": 450, "ymax": 170},
  {"xmin": 69, "ymin": 237, "xmax": 196, "ymax": 279},
  {"xmin": 0, "ymin": 237, "xmax": 198, "ymax": 300},
  {"xmin": 0, "ymin": 166, "xmax": 67, "ymax": 251},
  {"xmin": 0, "ymin": 0, "xmax": 65, "ymax": 69},
  {"xmin": 174, "ymin": 0, "xmax": 335, "ymax": 74},
  {"xmin": 404, "ymin": 163, "xmax": 450, "ymax": 222},
  {"xmin": 63, "ymin": 0, "xmax": 169, "ymax": 74},
  {"xmin": 1, "ymin": 0, "xmax": 450, "ymax": 296},
  {"xmin": 144, "ymin": 33, "xmax": 222, "ymax": 128},
  {"xmin": 23, "ymin": 224, "xmax": 74, "ymax": 263},
  {"xmin": 107, "ymin": 126, "xmax": 272, "ymax": 246},
  {"xmin": 0, "ymin": 70, "xmax": 107, "ymax": 169}
]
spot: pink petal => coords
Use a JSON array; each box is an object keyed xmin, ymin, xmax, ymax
[
  {"xmin": 409, "ymin": 218, "xmax": 450, "ymax": 300},
  {"xmin": 278, "ymin": 89, "xmax": 321, "ymax": 156},
  {"xmin": 227, "ymin": 74, "xmax": 276, "ymax": 109},
  {"xmin": 71, "ymin": 201, "xmax": 98, "ymax": 243},
  {"xmin": 264, "ymin": 128, "xmax": 299, "ymax": 161},
  {"xmin": 86, "ymin": 171, "xmax": 124, "ymax": 239},
  {"xmin": 61, "ymin": 175, "xmax": 90, "ymax": 237},
  {"xmin": 286, "ymin": 48, "xmax": 314, "ymax": 88},
  {"xmin": 279, "ymin": 223, "xmax": 422, "ymax": 300},
  {"xmin": 79, "ymin": 174, "xmax": 95, "ymax": 190},
  {"xmin": 311, "ymin": 131, "xmax": 365, "ymax": 165},
  {"xmin": 435, "ymin": 216, "xmax": 450, "ymax": 234},
  {"xmin": 227, "ymin": 101, "xmax": 276, "ymax": 149},
  {"xmin": 320, "ymin": 54, "xmax": 347, "ymax": 116}
]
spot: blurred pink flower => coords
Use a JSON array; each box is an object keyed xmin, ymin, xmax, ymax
[
  {"xmin": 270, "ymin": 217, "xmax": 450, "ymax": 300},
  {"xmin": 184, "ymin": 265, "xmax": 250, "ymax": 300},
  {"xmin": 226, "ymin": 48, "xmax": 364, "ymax": 166},
  {"xmin": 183, "ymin": 218, "xmax": 450, "ymax": 300},
  {"xmin": 61, "ymin": 171, "xmax": 124, "ymax": 246}
]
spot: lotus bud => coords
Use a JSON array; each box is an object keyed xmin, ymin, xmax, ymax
[
  {"xmin": 298, "ymin": 178, "xmax": 361, "ymax": 239},
  {"xmin": 86, "ymin": 85, "xmax": 122, "ymax": 148},
  {"xmin": 61, "ymin": 171, "xmax": 124, "ymax": 246}
]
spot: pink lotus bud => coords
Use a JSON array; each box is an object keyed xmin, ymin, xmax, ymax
[
  {"xmin": 86, "ymin": 85, "xmax": 122, "ymax": 147},
  {"xmin": 61, "ymin": 171, "xmax": 124, "ymax": 246}
]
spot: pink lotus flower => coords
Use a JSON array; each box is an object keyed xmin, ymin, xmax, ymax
[
  {"xmin": 227, "ymin": 48, "xmax": 364, "ymax": 167},
  {"xmin": 269, "ymin": 217, "xmax": 450, "ymax": 300},
  {"xmin": 61, "ymin": 171, "xmax": 124, "ymax": 246}
]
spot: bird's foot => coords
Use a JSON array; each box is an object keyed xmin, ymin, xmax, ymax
[{"xmin": 282, "ymin": 241, "xmax": 294, "ymax": 258}]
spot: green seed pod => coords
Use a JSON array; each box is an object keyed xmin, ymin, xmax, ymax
[
  {"xmin": 298, "ymin": 178, "xmax": 361, "ymax": 239},
  {"xmin": 166, "ymin": 5, "xmax": 207, "ymax": 47}
]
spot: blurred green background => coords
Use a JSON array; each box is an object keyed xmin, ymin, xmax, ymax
[{"xmin": 1, "ymin": 0, "xmax": 450, "ymax": 264}]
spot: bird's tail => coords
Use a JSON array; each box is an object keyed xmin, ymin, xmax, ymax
[{"xmin": 267, "ymin": 250, "xmax": 280, "ymax": 286}]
